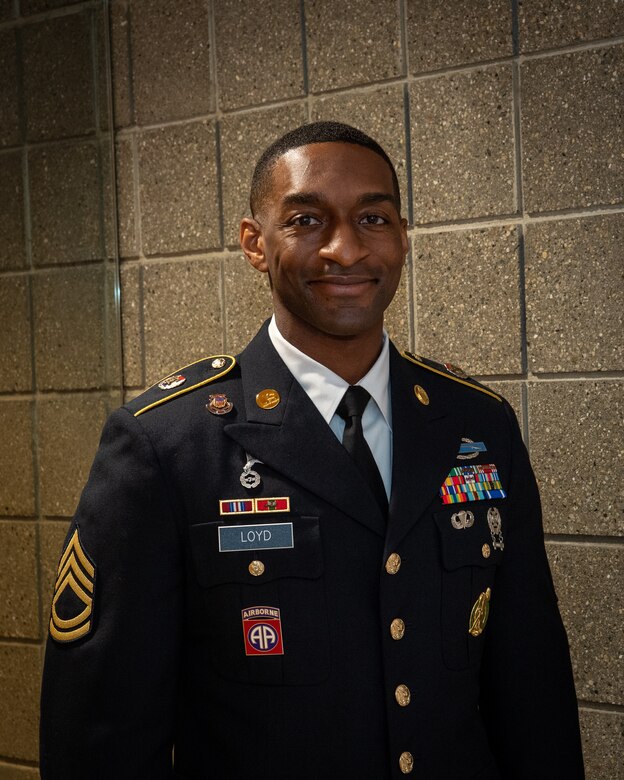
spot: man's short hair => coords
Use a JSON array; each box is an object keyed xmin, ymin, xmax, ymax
[{"xmin": 250, "ymin": 120, "xmax": 401, "ymax": 217}]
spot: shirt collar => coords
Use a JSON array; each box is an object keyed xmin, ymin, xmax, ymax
[{"xmin": 268, "ymin": 316, "xmax": 391, "ymax": 427}]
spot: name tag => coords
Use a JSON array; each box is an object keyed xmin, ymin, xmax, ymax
[{"xmin": 218, "ymin": 522, "xmax": 294, "ymax": 552}]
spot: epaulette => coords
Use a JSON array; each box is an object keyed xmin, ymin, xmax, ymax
[
  {"xmin": 401, "ymin": 351, "xmax": 502, "ymax": 402},
  {"xmin": 129, "ymin": 355, "xmax": 236, "ymax": 417}
]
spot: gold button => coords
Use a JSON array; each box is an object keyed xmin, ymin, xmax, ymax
[
  {"xmin": 413, "ymin": 384, "xmax": 429, "ymax": 405},
  {"xmin": 385, "ymin": 553, "xmax": 401, "ymax": 575},
  {"xmin": 395, "ymin": 684, "xmax": 411, "ymax": 707},
  {"xmin": 248, "ymin": 560, "xmax": 265, "ymax": 577},
  {"xmin": 482, "ymin": 543, "xmax": 491, "ymax": 559},
  {"xmin": 399, "ymin": 751, "xmax": 414, "ymax": 774},
  {"xmin": 390, "ymin": 618, "xmax": 405, "ymax": 640},
  {"xmin": 256, "ymin": 389, "xmax": 280, "ymax": 410}
]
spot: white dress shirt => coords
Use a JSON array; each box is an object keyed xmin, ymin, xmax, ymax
[{"xmin": 268, "ymin": 316, "xmax": 393, "ymax": 498}]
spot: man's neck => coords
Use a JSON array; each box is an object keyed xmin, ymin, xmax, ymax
[{"xmin": 273, "ymin": 314, "xmax": 385, "ymax": 385}]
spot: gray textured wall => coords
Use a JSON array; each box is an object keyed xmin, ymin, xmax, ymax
[{"xmin": 0, "ymin": 0, "xmax": 623, "ymax": 775}]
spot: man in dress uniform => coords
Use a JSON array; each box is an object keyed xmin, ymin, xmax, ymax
[{"xmin": 40, "ymin": 121, "xmax": 584, "ymax": 778}]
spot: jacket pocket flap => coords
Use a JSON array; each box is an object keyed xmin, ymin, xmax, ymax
[{"xmin": 434, "ymin": 505, "xmax": 504, "ymax": 570}]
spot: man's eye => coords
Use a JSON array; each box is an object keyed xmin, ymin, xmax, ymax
[
  {"xmin": 360, "ymin": 214, "xmax": 387, "ymax": 225},
  {"xmin": 291, "ymin": 214, "xmax": 322, "ymax": 226}
]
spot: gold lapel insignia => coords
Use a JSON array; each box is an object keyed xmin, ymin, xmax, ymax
[
  {"xmin": 468, "ymin": 587, "xmax": 491, "ymax": 637},
  {"xmin": 256, "ymin": 389, "xmax": 280, "ymax": 410},
  {"xmin": 49, "ymin": 528, "xmax": 95, "ymax": 643}
]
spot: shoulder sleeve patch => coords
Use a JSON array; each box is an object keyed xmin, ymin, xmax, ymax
[
  {"xmin": 130, "ymin": 354, "xmax": 236, "ymax": 417},
  {"xmin": 49, "ymin": 527, "xmax": 96, "ymax": 643},
  {"xmin": 401, "ymin": 351, "xmax": 502, "ymax": 402}
]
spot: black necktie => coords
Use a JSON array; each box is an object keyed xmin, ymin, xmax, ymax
[{"xmin": 336, "ymin": 386, "xmax": 388, "ymax": 514}]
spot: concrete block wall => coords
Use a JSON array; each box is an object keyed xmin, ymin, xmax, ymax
[{"xmin": 0, "ymin": 0, "xmax": 622, "ymax": 774}]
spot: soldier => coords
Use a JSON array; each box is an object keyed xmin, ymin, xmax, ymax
[{"xmin": 40, "ymin": 121, "xmax": 584, "ymax": 778}]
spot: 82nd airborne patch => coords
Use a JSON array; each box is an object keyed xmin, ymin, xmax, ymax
[
  {"xmin": 242, "ymin": 606, "xmax": 284, "ymax": 656},
  {"xmin": 49, "ymin": 527, "xmax": 96, "ymax": 643}
]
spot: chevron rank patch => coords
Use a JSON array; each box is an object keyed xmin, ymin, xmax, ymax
[
  {"xmin": 49, "ymin": 527, "xmax": 96, "ymax": 643},
  {"xmin": 440, "ymin": 464, "xmax": 507, "ymax": 504}
]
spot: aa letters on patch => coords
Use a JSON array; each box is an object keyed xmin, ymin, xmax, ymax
[{"xmin": 218, "ymin": 522, "xmax": 294, "ymax": 552}]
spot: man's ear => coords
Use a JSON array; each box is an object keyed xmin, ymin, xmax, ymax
[{"xmin": 240, "ymin": 218, "xmax": 268, "ymax": 273}]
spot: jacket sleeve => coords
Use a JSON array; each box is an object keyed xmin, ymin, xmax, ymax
[
  {"xmin": 40, "ymin": 407, "xmax": 184, "ymax": 779},
  {"xmin": 479, "ymin": 401, "xmax": 584, "ymax": 778}
]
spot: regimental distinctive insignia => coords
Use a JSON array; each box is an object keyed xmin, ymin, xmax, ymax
[
  {"xmin": 255, "ymin": 497, "xmax": 290, "ymax": 513},
  {"xmin": 158, "ymin": 374, "xmax": 186, "ymax": 390},
  {"xmin": 220, "ymin": 499, "xmax": 254, "ymax": 515},
  {"xmin": 49, "ymin": 528, "xmax": 95, "ymax": 643},
  {"xmin": 469, "ymin": 588, "xmax": 491, "ymax": 637},
  {"xmin": 457, "ymin": 438, "xmax": 487, "ymax": 460},
  {"xmin": 451, "ymin": 509, "xmax": 475, "ymax": 529},
  {"xmin": 439, "ymin": 464, "xmax": 507, "ymax": 504},
  {"xmin": 242, "ymin": 606, "xmax": 284, "ymax": 656},
  {"xmin": 256, "ymin": 389, "xmax": 280, "ymax": 410},
  {"xmin": 211, "ymin": 357, "xmax": 226, "ymax": 369},
  {"xmin": 444, "ymin": 362, "xmax": 469, "ymax": 379},
  {"xmin": 206, "ymin": 393, "xmax": 233, "ymax": 415},
  {"xmin": 487, "ymin": 507, "xmax": 505, "ymax": 550}
]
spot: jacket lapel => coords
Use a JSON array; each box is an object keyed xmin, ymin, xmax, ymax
[
  {"xmin": 385, "ymin": 345, "xmax": 464, "ymax": 552},
  {"xmin": 224, "ymin": 325, "xmax": 386, "ymax": 537}
]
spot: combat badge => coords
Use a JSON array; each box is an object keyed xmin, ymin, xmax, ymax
[
  {"xmin": 242, "ymin": 606, "xmax": 284, "ymax": 656},
  {"xmin": 49, "ymin": 528, "xmax": 95, "ymax": 643},
  {"xmin": 487, "ymin": 507, "xmax": 504, "ymax": 550},
  {"xmin": 239, "ymin": 455, "xmax": 261, "ymax": 489},
  {"xmin": 469, "ymin": 587, "xmax": 491, "ymax": 637},
  {"xmin": 457, "ymin": 438, "xmax": 487, "ymax": 460}
]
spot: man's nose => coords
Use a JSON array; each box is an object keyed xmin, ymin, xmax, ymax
[{"xmin": 318, "ymin": 221, "xmax": 367, "ymax": 266}]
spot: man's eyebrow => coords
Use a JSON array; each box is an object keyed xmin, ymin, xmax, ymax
[{"xmin": 280, "ymin": 191, "xmax": 398, "ymax": 207}]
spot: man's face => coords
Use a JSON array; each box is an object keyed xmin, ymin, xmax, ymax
[{"xmin": 241, "ymin": 142, "xmax": 408, "ymax": 344}]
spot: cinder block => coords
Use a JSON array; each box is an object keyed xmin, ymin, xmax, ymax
[
  {"xmin": 409, "ymin": 67, "xmax": 515, "ymax": 223},
  {"xmin": 223, "ymin": 254, "xmax": 272, "ymax": 356},
  {"xmin": 0, "ymin": 645, "xmax": 41, "ymax": 761},
  {"xmin": 0, "ymin": 522, "xmax": 38, "ymax": 639},
  {"xmin": 215, "ymin": 0, "xmax": 304, "ymax": 110},
  {"xmin": 312, "ymin": 85, "xmax": 408, "ymax": 217},
  {"xmin": 131, "ymin": 0, "xmax": 213, "ymax": 124},
  {"xmin": 22, "ymin": 13, "xmax": 94, "ymax": 141},
  {"xmin": 115, "ymin": 138, "xmax": 137, "ymax": 258},
  {"xmin": 110, "ymin": 0, "xmax": 133, "ymax": 128},
  {"xmin": 306, "ymin": 0, "xmax": 403, "ymax": 91},
  {"xmin": 522, "ymin": 46, "xmax": 624, "ymax": 212},
  {"xmin": 525, "ymin": 215, "xmax": 624, "ymax": 372},
  {"xmin": 547, "ymin": 543, "xmax": 623, "ymax": 706},
  {"xmin": 37, "ymin": 394, "xmax": 107, "ymax": 517},
  {"xmin": 0, "ymin": 29, "xmax": 19, "ymax": 147},
  {"xmin": 528, "ymin": 380, "xmax": 623, "ymax": 536},
  {"xmin": 33, "ymin": 266, "xmax": 106, "ymax": 391},
  {"xmin": 0, "ymin": 152, "xmax": 26, "ymax": 270},
  {"xmin": 0, "ymin": 402, "xmax": 35, "ymax": 517},
  {"xmin": 413, "ymin": 226, "xmax": 522, "ymax": 374},
  {"xmin": 483, "ymin": 381, "xmax": 523, "ymax": 430},
  {"xmin": 220, "ymin": 103, "xmax": 307, "ymax": 246},
  {"xmin": 578, "ymin": 708, "xmax": 624, "ymax": 780},
  {"xmin": 520, "ymin": 0, "xmax": 624, "ymax": 51},
  {"xmin": 143, "ymin": 258, "xmax": 222, "ymax": 382},
  {"xmin": 407, "ymin": 0, "xmax": 512, "ymax": 73},
  {"xmin": 138, "ymin": 121, "xmax": 220, "ymax": 255},
  {"xmin": 0, "ymin": 277, "xmax": 32, "ymax": 392},
  {"xmin": 29, "ymin": 142, "xmax": 103, "ymax": 266},
  {"xmin": 120, "ymin": 263, "xmax": 143, "ymax": 387}
]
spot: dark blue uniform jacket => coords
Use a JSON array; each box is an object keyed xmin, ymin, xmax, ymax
[{"xmin": 40, "ymin": 323, "xmax": 584, "ymax": 779}]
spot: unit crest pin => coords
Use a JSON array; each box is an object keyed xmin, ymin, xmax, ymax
[
  {"xmin": 158, "ymin": 374, "xmax": 186, "ymax": 390},
  {"xmin": 206, "ymin": 393, "xmax": 233, "ymax": 415}
]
